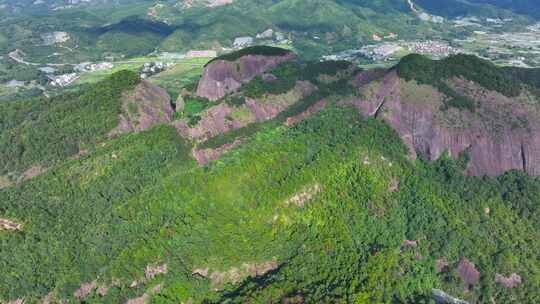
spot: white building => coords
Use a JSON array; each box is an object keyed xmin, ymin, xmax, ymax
[
  {"xmin": 186, "ymin": 50, "xmax": 218, "ymax": 58},
  {"xmin": 49, "ymin": 73, "xmax": 79, "ymax": 87},
  {"xmin": 233, "ymin": 36, "xmax": 254, "ymax": 48},
  {"xmin": 256, "ymin": 29, "xmax": 274, "ymax": 39}
]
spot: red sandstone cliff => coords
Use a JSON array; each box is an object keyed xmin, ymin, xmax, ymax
[
  {"xmin": 196, "ymin": 53, "xmax": 297, "ymax": 101},
  {"xmin": 110, "ymin": 80, "xmax": 173, "ymax": 136},
  {"xmin": 347, "ymin": 70, "xmax": 540, "ymax": 176}
]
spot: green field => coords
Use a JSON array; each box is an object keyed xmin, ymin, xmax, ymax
[{"xmin": 149, "ymin": 57, "xmax": 210, "ymax": 99}]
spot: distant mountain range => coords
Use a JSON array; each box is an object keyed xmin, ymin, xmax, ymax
[
  {"xmin": 0, "ymin": 0, "xmax": 538, "ymax": 63},
  {"xmin": 415, "ymin": 0, "xmax": 540, "ymax": 19},
  {"xmin": 1, "ymin": 0, "xmax": 538, "ymax": 18}
]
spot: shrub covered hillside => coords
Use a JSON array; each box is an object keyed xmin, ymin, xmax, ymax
[
  {"xmin": 1, "ymin": 104, "xmax": 540, "ymax": 303},
  {"xmin": 1, "ymin": 49, "xmax": 540, "ymax": 303},
  {"xmin": 0, "ymin": 70, "xmax": 140, "ymax": 178}
]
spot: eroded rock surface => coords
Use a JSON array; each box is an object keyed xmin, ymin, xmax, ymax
[
  {"xmin": 193, "ymin": 258, "xmax": 279, "ymax": 289},
  {"xmin": 432, "ymin": 289, "xmax": 469, "ymax": 304},
  {"xmin": 196, "ymin": 53, "xmax": 296, "ymax": 101},
  {"xmin": 74, "ymin": 280, "xmax": 97, "ymax": 301},
  {"xmin": 0, "ymin": 218, "xmax": 22, "ymax": 232},
  {"xmin": 495, "ymin": 273, "xmax": 522, "ymax": 288},
  {"xmin": 193, "ymin": 139, "xmax": 243, "ymax": 166},
  {"xmin": 286, "ymin": 184, "xmax": 322, "ymax": 207},
  {"xmin": 125, "ymin": 284, "xmax": 161, "ymax": 304},
  {"xmin": 457, "ymin": 258, "xmax": 480, "ymax": 292},
  {"xmin": 349, "ymin": 70, "xmax": 540, "ymax": 176},
  {"xmin": 110, "ymin": 81, "xmax": 173, "ymax": 136},
  {"xmin": 176, "ymin": 81, "xmax": 316, "ymax": 142}
]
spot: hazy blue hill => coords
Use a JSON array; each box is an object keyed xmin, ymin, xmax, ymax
[
  {"xmin": 1, "ymin": 0, "xmax": 536, "ymax": 64},
  {"xmin": 471, "ymin": 0, "xmax": 540, "ymax": 18},
  {"xmin": 415, "ymin": 0, "xmax": 540, "ymax": 19}
]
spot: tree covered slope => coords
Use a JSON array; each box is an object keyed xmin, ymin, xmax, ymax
[{"xmin": 1, "ymin": 49, "xmax": 540, "ymax": 303}]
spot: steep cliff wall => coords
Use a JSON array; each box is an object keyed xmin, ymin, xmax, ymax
[
  {"xmin": 196, "ymin": 53, "xmax": 296, "ymax": 101},
  {"xmin": 347, "ymin": 70, "xmax": 540, "ymax": 176},
  {"xmin": 109, "ymin": 80, "xmax": 173, "ymax": 136}
]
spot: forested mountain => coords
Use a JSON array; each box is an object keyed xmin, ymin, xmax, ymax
[
  {"xmin": 415, "ymin": 0, "xmax": 540, "ymax": 19},
  {"xmin": 0, "ymin": 0, "xmax": 537, "ymax": 63},
  {"xmin": 1, "ymin": 46, "xmax": 540, "ymax": 303}
]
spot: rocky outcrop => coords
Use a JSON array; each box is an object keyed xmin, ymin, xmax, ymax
[
  {"xmin": 196, "ymin": 53, "xmax": 296, "ymax": 101},
  {"xmin": 457, "ymin": 258, "xmax": 480, "ymax": 292},
  {"xmin": 285, "ymin": 184, "xmax": 322, "ymax": 207},
  {"xmin": 432, "ymin": 289, "xmax": 469, "ymax": 304},
  {"xmin": 0, "ymin": 218, "xmax": 22, "ymax": 232},
  {"xmin": 348, "ymin": 70, "xmax": 540, "ymax": 176},
  {"xmin": 125, "ymin": 284, "xmax": 161, "ymax": 304},
  {"xmin": 495, "ymin": 273, "xmax": 522, "ymax": 288},
  {"xmin": 74, "ymin": 280, "xmax": 98, "ymax": 301},
  {"xmin": 436, "ymin": 258, "xmax": 449, "ymax": 273},
  {"xmin": 192, "ymin": 139, "xmax": 242, "ymax": 166},
  {"xmin": 110, "ymin": 81, "xmax": 173, "ymax": 136},
  {"xmin": 176, "ymin": 81, "xmax": 316, "ymax": 141},
  {"xmin": 192, "ymin": 258, "xmax": 279, "ymax": 289},
  {"xmin": 174, "ymin": 103, "xmax": 255, "ymax": 141}
]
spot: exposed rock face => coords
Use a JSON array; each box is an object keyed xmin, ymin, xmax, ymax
[
  {"xmin": 125, "ymin": 284, "xmax": 161, "ymax": 304},
  {"xmin": 74, "ymin": 280, "xmax": 97, "ymax": 301},
  {"xmin": 436, "ymin": 258, "xmax": 449, "ymax": 273},
  {"xmin": 174, "ymin": 103, "xmax": 254, "ymax": 141},
  {"xmin": 196, "ymin": 53, "xmax": 296, "ymax": 101},
  {"xmin": 176, "ymin": 81, "xmax": 316, "ymax": 141},
  {"xmin": 193, "ymin": 258, "xmax": 279, "ymax": 289},
  {"xmin": 192, "ymin": 139, "xmax": 243, "ymax": 166},
  {"xmin": 495, "ymin": 273, "xmax": 522, "ymax": 288},
  {"xmin": 110, "ymin": 81, "xmax": 173, "ymax": 136},
  {"xmin": 457, "ymin": 258, "xmax": 480, "ymax": 291},
  {"xmin": 402, "ymin": 239, "xmax": 418, "ymax": 248},
  {"xmin": 432, "ymin": 289, "xmax": 469, "ymax": 304},
  {"xmin": 348, "ymin": 70, "xmax": 540, "ymax": 176},
  {"xmin": 285, "ymin": 184, "xmax": 322, "ymax": 207},
  {"xmin": 145, "ymin": 264, "xmax": 168, "ymax": 281}
]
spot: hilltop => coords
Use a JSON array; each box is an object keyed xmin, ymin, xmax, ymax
[{"xmin": 1, "ymin": 47, "xmax": 540, "ymax": 303}]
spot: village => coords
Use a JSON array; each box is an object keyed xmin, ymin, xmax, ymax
[{"xmin": 2, "ymin": 18, "xmax": 540, "ymax": 95}]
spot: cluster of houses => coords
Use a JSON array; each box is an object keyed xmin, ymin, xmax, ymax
[
  {"xmin": 48, "ymin": 73, "xmax": 79, "ymax": 87},
  {"xmin": 232, "ymin": 28, "xmax": 289, "ymax": 49},
  {"xmin": 140, "ymin": 61, "xmax": 174, "ymax": 79}
]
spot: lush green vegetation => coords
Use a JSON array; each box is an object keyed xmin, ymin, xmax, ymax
[
  {"xmin": 201, "ymin": 60, "xmax": 356, "ymax": 149},
  {"xmin": 502, "ymin": 67, "xmax": 540, "ymax": 96},
  {"xmin": 0, "ymin": 70, "xmax": 140, "ymax": 176},
  {"xmin": 1, "ymin": 17, "xmax": 540, "ymax": 301},
  {"xmin": 0, "ymin": 125, "xmax": 194, "ymax": 302},
  {"xmin": 396, "ymin": 54, "xmax": 530, "ymax": 111},
  {"xmin": 206, "ymin": 46, "xmax": 292, "ymax": 66},
  {"xmin": 93, "ymin": 17, "xmax": 175, "ymax": 57},
  {"xmin": 174, "ymin": 95, "xmax": 216, "ymax": 127},
  {"xmin": 398, "ymin": 54, "xmax": 522, "ymax": 97},
  {"xmin": 241, "ymin": 60, "xmax": 355, "ymax": 99},
  {"xmin": 241, "ymin": 62, "xmax": 302, "ymax": 98},
  {"xmin": 2, "ymin": 104, "xmax": 540, "ymax": 303}
]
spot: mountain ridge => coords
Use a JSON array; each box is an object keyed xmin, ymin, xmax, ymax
[{"xmin": 1, "ymin": 47, "xmax": 540, "ymax": 303}]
